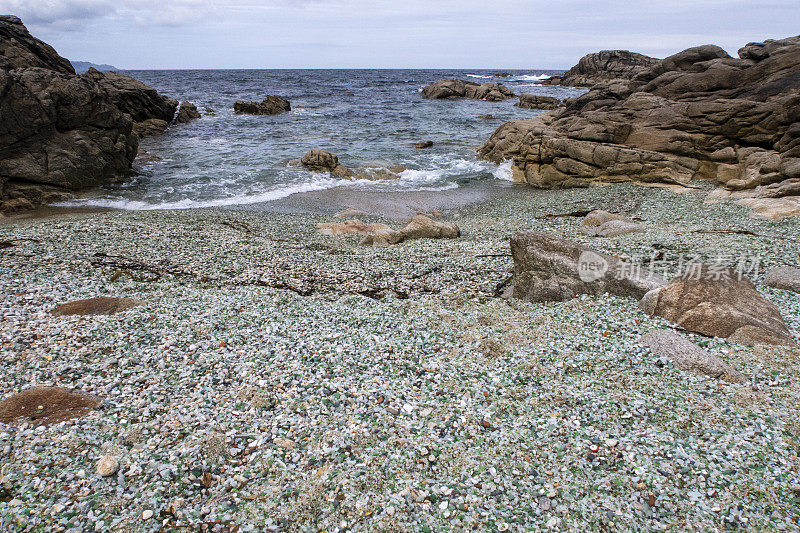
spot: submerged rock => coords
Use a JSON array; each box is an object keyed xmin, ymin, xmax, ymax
[
  {"xmin": 640, "ymin": 266, "xmax": 795, "ymax": 346},
  {"xmin": 300, "ymin": 149, "xmax": 354, "ymax": 179},
  {"xmin": 422, "ymin": 79, "xmax": 514, "ymax": 101},
  {"xmin": 508, "ymin": 231, "xmax": 665, "ymax": 302},
  {"xmin": 516, "ymin": 94, "xmax": 561, "ymax": 110},
  {"xmin": 413, "ymin": 141, "xmax": 434, "ymax": 149},
  {"xmin": 639, "ymin": 330, "xmax": 745, "ymax": 383},
  {"xmin": 233, "ymin": 95, "xmax": 291, "ymax": 115},
  {"xmin": 480, "ymin": 36, "xmax": 800, "ymax": 202}
]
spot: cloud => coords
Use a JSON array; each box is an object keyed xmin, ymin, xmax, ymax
[{"xmin": 0, "ymin": 0, "xmax": 217, "ymax": 28}]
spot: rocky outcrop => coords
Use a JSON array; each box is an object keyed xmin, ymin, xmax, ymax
[
  {"xmin": 0, "ymin": 15, "xmax": 74, "ymax": 73},
  {"xmin": 0, "ymin": 17, "xmax": 188, "ymax": 212},
  {"xmin": 639, "ymin": 266, "xmax": 795, "ymax": 346},
  {"xmin": 765, "ymin": 266, "xmax": 800, "ymax": 293},
  {"xmin": 176, "ymin": 101, "xmax": 201, "ymax": 123},
  {"xmin": 0, "ymin": 67, "xmax": 138, "ymax": 210},
  {"xmin": 542, "ymin": 50, "xmax": 659, "ymax": 87},
  {"xmin": 639, "ymin": 330, "xmax": 745, "ymax": 383},
  {"xmin": 421, "ymin": 79, "xmax": 514, "ymax": 101},
  {"xmin": 234, "ymin": 95, "xmax": 291, "ymax": 115},
  {"xmin": 82, "ymin": 68, "xmax": 178, "ymax": 133},
  {"xmin": 301, "ymin": 150, "xmax": 353, "ymax": 179},
  {"xmin": 479, "ymin": 36, "xmax": 800, "ymax": 206},
  {"xmin": 508, "ymin": 232, "xmax": 665, "ymax": 302},
  {"xmin": 516, "ymin": 94, "xmax": 561, "ymax": 110}
]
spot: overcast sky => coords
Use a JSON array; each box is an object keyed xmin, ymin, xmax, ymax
[{"xmin": 3, "ymin": 0, "xmax": 799, "ymax": 69}]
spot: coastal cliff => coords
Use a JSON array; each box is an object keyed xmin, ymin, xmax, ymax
[{"xmin": 479, "ymin": 37, "xmax": 800, "ymax": 211}]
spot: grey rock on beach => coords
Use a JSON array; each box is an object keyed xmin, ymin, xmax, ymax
[
  {"xmin": 639, "ymin": 329, "xmax": 745, "ymax": 383},
  {"xmin": 508, "ymin": 231, "xmax": 665, "ymax": 302},
  {"xmin": 765, "ymin": 265, "xmax": 800, "ymax": 293}
]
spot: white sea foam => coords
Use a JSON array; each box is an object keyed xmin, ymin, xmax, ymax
[
  {"xmin": 514, "ymin": 74, "xmax": 552, "ymax": 81},
  {"xmin": 492, "ymin": 160, "xmax": 515, "ymax": 181},
  {"xmin": 466, "ymin": 74, "xmax": 494, "ymax": 79}
]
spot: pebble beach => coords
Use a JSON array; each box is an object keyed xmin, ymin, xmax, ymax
[{"xmin": 1, "ymin": 183, "xmax": 799, "ymax": 531}]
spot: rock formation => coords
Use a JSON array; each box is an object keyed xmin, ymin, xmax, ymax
[
  {"xmin": 0, "ymin": 15, "xmax": 75, "ymax": 73},
  {"xmin": 508, "ymin": 232, "xmax": 665, "ymax": 302},
  {"xmin": 764, "ymin": 266, "xmax": 800, "ymax": 294},
  {"xmin": 516, "ymin": 94, "xmax": 561, "ymax": 110},
  {"xmin": 359, "ymin": 215, "xmax": 461, "ymax": 246},
  {"xmin": 639, "ymin": 330, "xmax": 745, "ymax": 383},
  {"xmin": 234, "ymin": 95, "xmax": 291, "ymax": 115},
  {"xmin": 479, "ymin": 36, "xmax": 800, "ymax": 208},
  {"xmin": 176, "ymin": 101, "xmax": 201, "ymax": 123},
  {"xmin": 300, "ymin": 150, "xmax": 354, "ymax": 179},
  {"xmin": 639, "ymin": 266, "xmax": 795, "ymax": 346},
  {"xmin": 83, "ymin": 67, "xmax": 178, "ymax": 135},
  {"xmin": 542, "ymin": 50, "xmax": 659, "ymax": 87},
  {"xmin": 0, "ymin": 17, "xmax": 186, "ymax": 213},
  {"xmin": 421, "ymin": 79, "xmax": 514, "ymax": 101},
  {"xmin": 580, "ymin": 210, "xmax": 644, "ymax": 237}
]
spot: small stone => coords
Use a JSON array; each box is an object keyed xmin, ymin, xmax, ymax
[
  {"xmin": 273, "ymin": 437, "xmax": 296, "ymax": 450},
  {"xmin": 96, "ymin": 455, "xmax": 119, "ymax": 477},
  {"xmin": 142, "ymin": 510, "xmax": 154, "ymax": 520}
]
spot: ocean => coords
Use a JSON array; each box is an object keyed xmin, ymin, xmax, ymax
[{"xmin": 61, "ymin": 69, "xmax": 585, "ymax": 212}]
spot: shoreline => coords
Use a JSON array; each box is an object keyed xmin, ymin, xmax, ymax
[{"xmin": 1, "ymin": 182, "xmax": 798, "ymax": 531}]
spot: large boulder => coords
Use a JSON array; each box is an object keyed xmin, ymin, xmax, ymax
[
  {"xmin": 639, "ymin": 330, "xmax": 745, "ymax": 383},
  {"xmin": 0, "ymin": 17, "xmax": 184, "ymax": 212},
  {"xmin": 300, "ymin": 149, "xmax": 353, "ymax": 179},
  {"xmin": 639, "ymin": 266, "xmax": 795, "ymax": 346},
  {"xmin": 516, "ymin": 94, "xmax": 561, "ymax": 110},
  {"xmin": 0, "ymin": 67, "xmax": 137, "ymax": 204},
  {"xmin": 479, "ymin": 36, "xmax": 800, "ymax": 204},
  {"xmin": 421, "ymin": 79, "xmax": 514, "ymax": 101},
  {"xmin": 233, "ymin": 95, "xmax": 291, "ymax": 115},
  {"xmin": 508, "ymin": 231, "xmax": 665, "ymax": 302},
  {"xmin": 0, "ymin": 15, "xmax": 75, "ymax": 74},
  {"xmin": 542, "ymin": 50, "xmax": 660, "ymax": 87}
]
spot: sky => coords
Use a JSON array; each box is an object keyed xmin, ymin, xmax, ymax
[{"xmin": 2, "ymin": 0, "xmax": 799, "ymax": 69}]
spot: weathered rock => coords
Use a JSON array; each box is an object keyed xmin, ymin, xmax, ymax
[
  {"xmin": 357, "ymin": 215, "xmax": 461, "ymax": 246},
  {"xmin": 542, "ymin": 50, "xmax": 660, "ymax": 87},
  {"xmin": 413, "ymin": 141, "xmax": 434, "ymax": 149},
  {"xmin": 233, "ymin": 95, "xmax": 291, "ymax": 115},
  {"xmin": 0, "ymin": 386, "xmax": 100, "ymax": 425},
  {"xmin": 316, "ymin": 219, "xmax": 391, "ymax": 236},
  {"xmin": 639, "ymin": 330, "xmax": 745, "ymax": 383},
  {"xmin": 0, "ymin": 67, "xmax": 138, "ymax": 198},
  {"xmin": 83, "ymin": 68, "xmax": 178, "ymax": 124},
  {"xmin": 132, "ymin": 118, "xmax": 169, "ymax": 138},
  {"xmin": 582, "ymin": 210, "xmax": 630, "ymax": 226},
  {"xmin": 516, "ymin": 94, "xmax": 561, "ymax": 110},
  {"xmin": 581, "ymin": 219, "xmax": 644, "ymax": 237},
  {"xmin": 175, "ymin": 101, "xmax": 201, "ymax": 123},
  {"xmin": 50, "ymin": 297, "xmax": 144, "ymax": 316},
  {"xmin": 479, "ymin": 36, "xmax": 800, "ymax": 203},
  {"xmin": 508, "ymin": 231, "xmax": 665, "ymax": 302},
  {"xmin": 0, "ymin": 15, "xmax": 75, "ymax": 73},
  {"xmin": 765, "ymin": 266, "xmax": 800, "ymax": 293},
  {"xmin": 300, "ymin": 150, "xmax": 354, "ymax": 179},
  {"xmin": 640, "ymin": 266, "xmax": 795, "ymax": 345},
  {"xmin": 476, "ymin": 114, "xmax": 494, "ymax": 120},
  {"xmin": 422, "ymin": 79, "xmax": 514, "ymax": 101}
]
